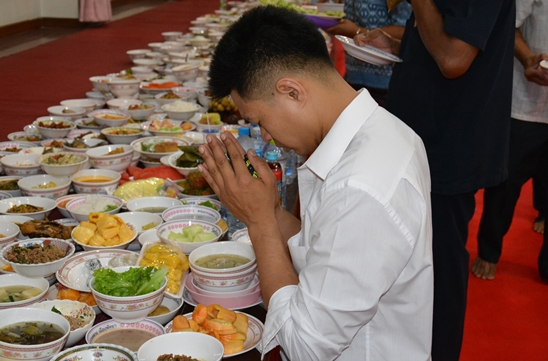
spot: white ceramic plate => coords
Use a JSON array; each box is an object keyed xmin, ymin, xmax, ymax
[
  {"xmin": 47, "ymin": 283, "xmax": 101, "ymax": 314},
  {"xmin": 335, "ymin": 35, "xmax": 402, "ymax": 66},
  {"xmin": 165, "ymin": 312, "xmax": 264, "ymax": 358},
  {"xmin": 55, "ymin": 249, "xmax": 139, "ymax": 292}
]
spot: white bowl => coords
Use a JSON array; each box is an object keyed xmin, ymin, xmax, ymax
[
  {"xmin": 70, "ymin": 168, "xmax": 121, "ymax": 195},
  {"xmin": 30, "ymin": 300, "xmax": 96, "ymax": 347},
  {"xmin": 55, "ymin": 194, "xmax": 83, "ymax": 218},
  {"xmin": 116, "ymin": 212, "xmax": 163, "ymax": 234},
  {"xmin": 126, "ymin": 196, "xmax": 183, "ymax": 214},
  {"xmin": 0, "ymin": 196, "xmax": 56, "ymax": 219},
  {"xmin": 89, "ymin": 75, "xmax": 114, "ymax": 93},
  {"xmin": 146, "ymin": 296, "xmax": 184, "ymax": 325},
  {"xmin": 37, "ymin": 152, "xmax": 89, "ymax": 177},
  {"xmin": 89, "ymin": 266, "xmax": 167, "ymax": 323},
  {"xmin": 231, "ymin": 227, "xmax": 251, "ymax": 245},
  {"xmin": 47, "ymin": 105, "xmax": 87, "ymax": 121},
  {"xmin": 17, "ymin": 174, "xmax": 71, "ymax": 199},
  {"xmin": 0, "ymin": 273, "xmax": 49, "ymax": 309},
  {"xmin": 0, "ymin": 153, "xmax": 43, "ymax": 177},
  {"xmin": 161, "ymin": 101, "xmax": 199, "ymax": 120},
  {"xmin": 63, "ymin": 138, "xmax": 108, "ymax": 153},
  {"xmin": 71, "ymin": 224, "xmax": 138, "ymax": 252},
  {"xmin": 126, "ymin": 48, "xmax": 150, "ymax": 60},
  {"xmin": 157, "ymin": 219, "xmax": 222, "ymax": 255},
  {"xmin": 172, "ymin": 64, "xmax": 200, "ymax": 81},
  {"xmin": 0, "ymin": 238, "xmax": 75, "ymax": 278},
  {"xmin": 101, "ymin": 127, "xmax": 144, "ymax": 144},
  {"xmin": 137, "ymin": 332, "xmax": 223, "ymax": 361},
  {"xmin": 165, "ymin": 151, "xmax": 198, "ymax": 176},
  {"xmin": 162, "ymin": 31, "xmax": 183, "ymax": 41},
  {"xmin": 0, "ymin": 220, "xmax": 20, "ymax": 247},
  {"xmin": 191, "ymin": 261, "xmax": 257, "ymax": 293},
  {"xmin": 131, "ymin": 136, "xmax": 188, "ymax": 160},
  {"xmin": 50, "ymin": 343, "xmax": 136, "ymax": 361},
  {"xmin": 197, "ymin": 88, "xmax": 212, "ymax": 107},
  {"xmin": 162, "ymin": 205, "xmax": 220, "ymax": 223},
  {"xmin": 7, "ymin": 131, "xmax": 43, "ymax": 144},
  {"xmin": 120, "ymin": 103, "xmax": 157, "ymax": 120},
  {"xmin": 0, "ymin": 307, "xmax": 70, "ymax": 361},
  {"xmin": 89, "ymin": 109, "xmax": 130, "ymax": 127},
  {"xmin": 180, "ymin": 197, "xmax": 222, "ymax": 211},
  {"xmin": 107, "ymin": 78, "xmax": 141, "ymax": 98},
  {"xmin": 138, "ymin": 229, "xmax": 161, "ymax": 247},
  {"xmin": 154, "ymin": 91, "xmax": 194, "ymax": 106},
  {"xmin": 33, "ymin": 119, "xmax": 76, "ymax": 139},
  {"xmin": 60, "ymin": 99, "xmax": 98, "ymax": 113},
  {"xmin": 171, "ymin": 86, "xmax": 199, "ymax": 101},
  {"xmin": 39, "ymin": 137, "xmax": 69, "ymax": 148},
  {"xmin": 86, "ymin": 144, "xmax": 134, "ymax": 173},
  {"xmin": 189, "ymin": 241, "xmax": 256, "ymax": 274},
  {"xmin": 86, "ymin": 318, "xmax": 165, "ymax": 352},
  {"xmin": 189, "ymin": 36, "xmax": 212, "ymax": 47},
  {"xmin": 132, "ymin": 58, "xmax": 162, "ymax": 67},
  {"xmin": 66, "ymin": 194, "xmax": 123, "ymax": 222},
  {"xmin": 106, "ymin": 98, "xmax": 142, "ymax": 110}
]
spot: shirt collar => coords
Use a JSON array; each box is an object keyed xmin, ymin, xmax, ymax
[{"xmin": 303, "ymin": 89, "xmax": 378, "ymax": 180}]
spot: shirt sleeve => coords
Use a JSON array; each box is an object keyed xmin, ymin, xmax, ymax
[
  {"xmin": 261, "ymin": 179, "xmax": 424, "ymax": 360},
  {"xmin": 390, "ymin": 1, "xmax": 413, "ymax": 27},
  {"xmin": 515, "ymin": 0, "xmax": 535, "ymax": 28},
  {"xmin": 440, "ymin": 0, "xmax": 506, "ymax": 51}
]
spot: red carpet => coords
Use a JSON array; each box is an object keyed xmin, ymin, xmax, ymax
[
  {"xmin": 0, "ymin": 1, "xmax": 547, "ymax": 359},
  {"xmin": 463, "ymin": 181, "xmax": 548, "ymax": 361}
]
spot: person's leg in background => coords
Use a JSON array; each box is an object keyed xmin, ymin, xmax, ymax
[
  {"xmin": 430, "ymin": 191, "xmax": 476, "ymax": 361},
  {"xmin": 473, "ymin": 119, "xmax": 548, "ymax": 279},
  {"xmin": 532, "ymin": 146, "xmax": 548, "ymax": 234}
]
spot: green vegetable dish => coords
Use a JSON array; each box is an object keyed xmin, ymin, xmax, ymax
[{"xmin": 92, "ymin": 266, "xmax": 169, "ymax": 297}]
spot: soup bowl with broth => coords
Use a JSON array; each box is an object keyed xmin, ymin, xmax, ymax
[
  {"xmin": 188, "ymin": 241, "xmax": 257, "ymax": 292},
  {"xmin": 85, "ymin": 318, "xmax": 165, "ymax": 352},
  {"xmin": 0, "ymin": 273, "xmax": 49, "ymax": 310},
  {"xmin": 0, "ymin": 307, "xmax": 70, "ymax": 361},
  {"xmin": 70, "ymin": 169, "xmax": 121, "ymax": 195}
]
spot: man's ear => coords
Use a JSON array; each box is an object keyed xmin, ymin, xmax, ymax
[{"xmin": 275, "ymin": 78, "xmax": 306, "ymax": 103}]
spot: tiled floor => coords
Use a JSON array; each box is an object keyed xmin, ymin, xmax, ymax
[{"xmin": 0, "ymin": 0, "xmax": 171, "ymax": 58}]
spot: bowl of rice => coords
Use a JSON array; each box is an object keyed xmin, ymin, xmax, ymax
[
  {"xmin": 65, "ymin": 194, "xmax": 123, "ymax": 222},
  {"xmin": 161, "ymin": 100, "xmax": 199, "ymax": 120}
]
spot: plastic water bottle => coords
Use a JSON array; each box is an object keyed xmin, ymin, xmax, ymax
[
  {"xmin": 263, "ymin": 140, "xmax": 287, "ymax": 180},
  {"xmin": 266, "ymin": 151, "xmax": 284, "ymax": 203},
  {"xmin": 250, "ymin": 124, "xmax": 265, "ymax": 158},
  {"xmin": 237, "ymin": 127, "xmax": 254, "ymax": 152}
]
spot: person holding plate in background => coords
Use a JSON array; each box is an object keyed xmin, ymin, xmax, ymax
[
  {"xmin": 326, "ymin": 0, "xmax": 412, "ymax": 106},
  {"xmin": 199, "ymin": 5, "xmax": 434, "ymax": 360},
  {"xmin": 354, "ymin": 0, "xmax": 515, "ymax": 360}
]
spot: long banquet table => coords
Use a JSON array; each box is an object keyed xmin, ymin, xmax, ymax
[{"xmin": 0, "ymin": 0, "xmax": 277, "ymax": 359}]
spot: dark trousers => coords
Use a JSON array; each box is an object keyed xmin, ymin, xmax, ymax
[
  {"xmin": 477, "ymin": 119, "xmax": 548, "ymax": 264},
  {"xmin": 431, "ymin": 191, "xmax": 476, "ymax": 361},
  {"xmin": 532, "ymin": 145, "xmax": 548, "ymax": 217}
]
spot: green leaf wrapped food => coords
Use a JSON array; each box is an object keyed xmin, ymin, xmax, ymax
[{"xmin": 176, "ymin": 146, "xmax": 204, "ymax": 168}]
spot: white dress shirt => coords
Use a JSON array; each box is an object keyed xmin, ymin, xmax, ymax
[
  {"xmin": 261, "ymin": 90, "xmax": 434, "ymax": 361},
  {"xmin": 511, "ymin": 0, "xmax": 548, "ymax": 123}
]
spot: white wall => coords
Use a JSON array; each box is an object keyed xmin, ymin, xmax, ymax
[{"xmin": 0, "ymin": 0, "xmax": 79, "ymax": 27}]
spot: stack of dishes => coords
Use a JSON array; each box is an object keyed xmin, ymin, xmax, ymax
[{"xmin": 184, "ymin": 241, "xmax": 262, "ymax": 310}]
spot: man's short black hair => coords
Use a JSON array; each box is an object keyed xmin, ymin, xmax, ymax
[{"xmin": 209, "ymin": 5, "xmax": 335, "ymax": 101}]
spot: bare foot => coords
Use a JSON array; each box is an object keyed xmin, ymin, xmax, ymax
[
  {"xmin": 533, "ymin": 219, "xmax": 545, "ymax": 234},
  {"xmin": 471, "ymin": 257, "xmax": 497, "ymax": 280}
]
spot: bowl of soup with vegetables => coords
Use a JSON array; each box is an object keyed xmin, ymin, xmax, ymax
[
  {"xmin": 0, "ymin": 273, "xmax": 49, "ymax": 309},
  {"xmin": 0, "ymin": 307, "xmax": 70, "ymax": 361}
]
